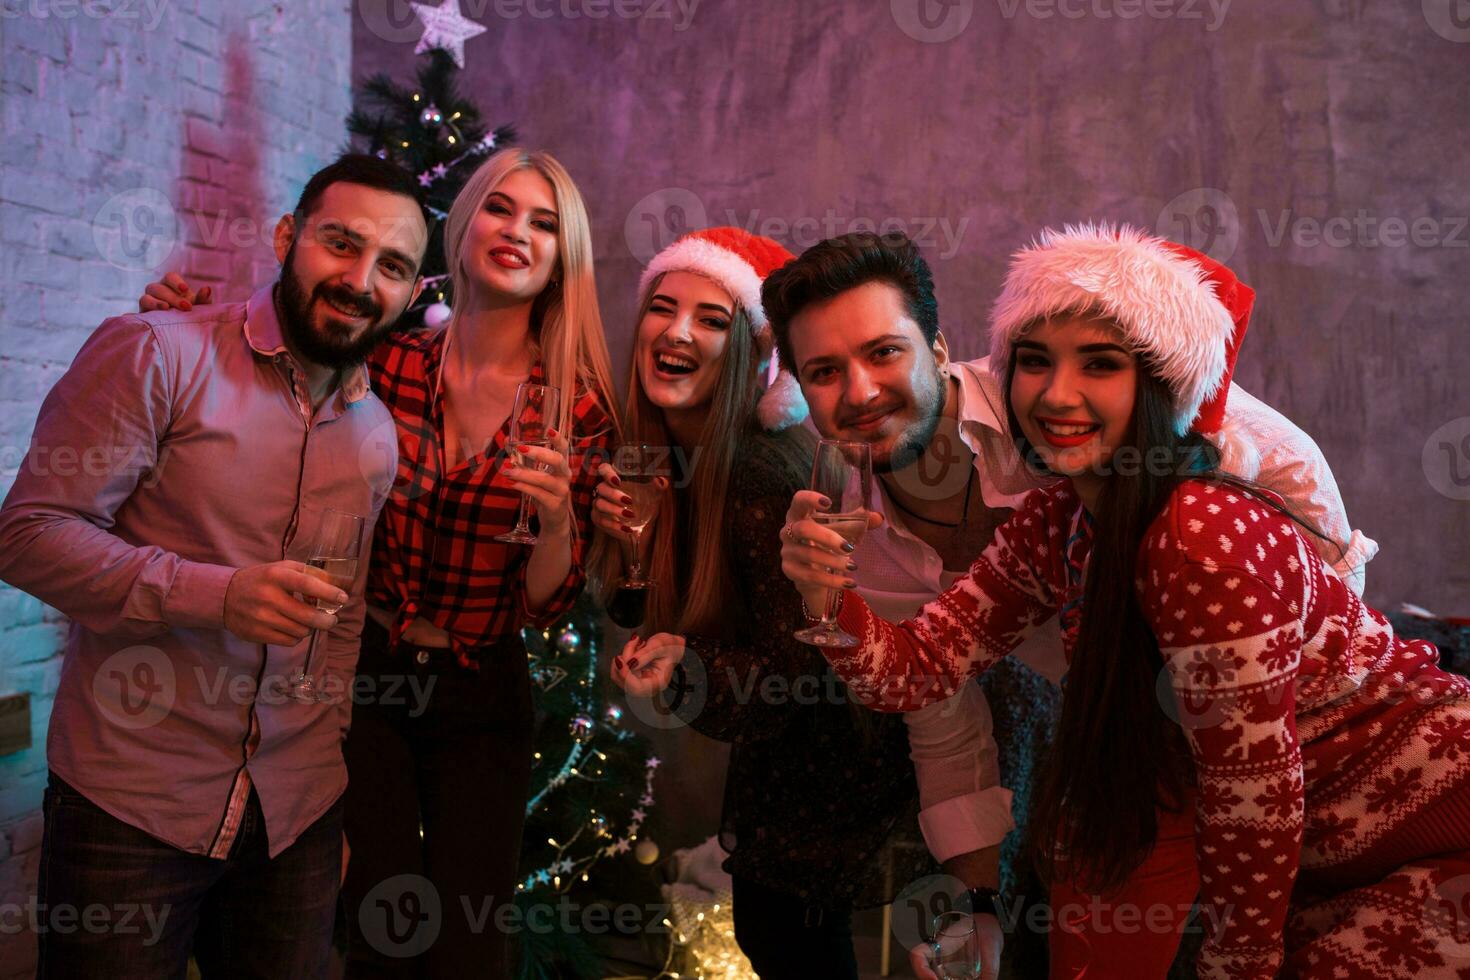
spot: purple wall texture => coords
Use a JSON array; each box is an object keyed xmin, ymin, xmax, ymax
[{"xmin": 356, "ymin": 0, "xmax": 1470, "ymax": 620}]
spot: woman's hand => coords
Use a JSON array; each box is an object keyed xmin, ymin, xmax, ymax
[
  {"xmin": 591, "ymin": 463, "xmax": 634, "ymax": 542},
  {"xmin": 611, "ymin": 633, "xmax": 685, "ymax": 697},
  {"xmin": 506, "ymin": 429, "xmax": 573, "ymax": 539},
  {"xmin": 779, "ymin": 490, "xmax": 882, "ymax": 614},
  {"xmin": 138, "ymin": 272, "xmax": 212, "ymax": 313},
  {"xmin": 591, "ymin": 462, "xmax": 669, "ymax": 543}
]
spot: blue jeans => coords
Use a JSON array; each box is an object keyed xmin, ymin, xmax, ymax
[{"xmin": 36, "ymin": 772, "xmax": 342, "ymax": 979}]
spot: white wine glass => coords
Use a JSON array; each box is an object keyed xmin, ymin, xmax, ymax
[
  {"xmin": 606, "ymin": 444, "xmax": 668, "ymax": 629},
  {"xmin": 494, "ymin": 381, "xmax": 562, "ymax": 545},
  {"xmin": 793, "ymin": 439, "xmax": 873, "ymax": 648},
  {"xmin": 288, "ymin": 507, "xmax": 365, "ymax": 704},
  {"xmin": 929, "ymin": 911, "xmax": 983, "ymax": 979}
]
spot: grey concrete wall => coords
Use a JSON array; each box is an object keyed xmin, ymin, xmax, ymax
[{"xmin": 355, "ymin": 0, "xmax": 1470, "ymax": 616}]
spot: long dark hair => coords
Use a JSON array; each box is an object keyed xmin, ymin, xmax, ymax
[{"xmin": 1007, "ymin": 347, "xmax": 1210, "ymax": 895}]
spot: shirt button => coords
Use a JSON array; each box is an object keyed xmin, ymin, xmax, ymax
[{"xmin": 415, "ymin": 650, "xmax": 430, "ymax": 665}]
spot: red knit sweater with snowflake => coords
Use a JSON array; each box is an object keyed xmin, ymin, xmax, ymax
[{"xmin": 828, "ymin": 478, "xmax": 1470, "ymax": 978}]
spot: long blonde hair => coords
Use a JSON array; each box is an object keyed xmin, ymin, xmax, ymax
[
  {"xmin": 591, "ymin": 273, "xmax": 812, "ymax": 637},
  {"xmin": 442, "ymin": 147, "xmax": 618, "ymax": 434}
]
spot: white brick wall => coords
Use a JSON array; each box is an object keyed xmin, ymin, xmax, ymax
[{"xmin": 0, "ymin": 3, "xmax": 353, "ymax": 973}]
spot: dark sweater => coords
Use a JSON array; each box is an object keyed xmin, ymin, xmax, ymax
[{"xmin": 672, "ymin": 433, "xmax": 935, "ymax": 907}]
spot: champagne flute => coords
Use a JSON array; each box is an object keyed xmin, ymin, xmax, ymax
[
  {"xmin": 793, "ymin": 440, "xmax": 873, "ymax": 648},
  {"xmin": 929, "ymin": 911, "xmax": 984, "ymax": 979},
  {"xmin": 494, "ymin": 382, "xmax": 562, "ymax": 545},
  {"xmin": 288, "ymin": 507, "xmax": 365, "ymax": 704},
  {"xmin": 607, "ymin": 443, "xmax": 667, "ymax": 629}
]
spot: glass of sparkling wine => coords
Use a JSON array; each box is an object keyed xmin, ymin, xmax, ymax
[
  {"xmin": 288, "ymin": 507, "xmax": 366, "ymax": 704},
  {"xmin": 494, "ymin": 381, "xmax": 562, "ymax": 545},
  {"xmin": 794, "ymin": 439, "xmax": 873, "ymax": 648},
  {"xmin": 607, "ymin": 444, "xmax": 667, "ymax": 628},
  {"xmin": 929, "ymin": 911, "xmax": 983, "ymax": 979}
]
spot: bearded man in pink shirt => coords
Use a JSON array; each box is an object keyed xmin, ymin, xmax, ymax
[{"xmin": 0, "ymin": 154, "xmax": 428, "ymax": 979}]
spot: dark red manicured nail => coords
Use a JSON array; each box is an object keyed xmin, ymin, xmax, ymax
[
  {"xmin": 518, "ymin": 444, "xmax": 530, "ymax": 453},
  {"xmin": 610, "ymin": 474, "xmax": 622, "ymax": 487},
  {"xmin": 622, "ymin": 508, "xmax": 634, "ymax": 518},
  {"xmin": 628, "ymin": 658, "xmax": 639, "ymax": 669},
  {"xmin": 614, "ymin": 657, "xmax": 623, "ymax": 669},
  {"xmin": 817, "ymin": 496, "xmax": 832, "ymax": 509}
]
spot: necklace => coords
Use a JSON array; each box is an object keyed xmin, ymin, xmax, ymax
[{"xmin": 885, "ymin": 465, "xmax": 975, "ymax": 530}]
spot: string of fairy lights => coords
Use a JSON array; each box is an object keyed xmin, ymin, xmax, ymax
[
  {"xmin": 404, "ymin": 90, "xmax": 500, "ymax": 220},
  {"xmin": 516, "ymin": 623, "xmax": 662, "ymax": 897},
  {"xmin": 511, "ymin": 623, "xmax": 755, "ymax": 979}
]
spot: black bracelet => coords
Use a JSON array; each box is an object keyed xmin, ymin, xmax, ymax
[{"xmin": 966, "ymin": 886, "xmax": 1004, "ymax": 923}]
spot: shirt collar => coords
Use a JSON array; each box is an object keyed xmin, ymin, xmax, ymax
[
  {"xmin": 950, "ymin": 357, "xmax": 1010, "ymax": 441},
  {"xmin": 244, "ymin": 283, "xmax": 372, "ymax": 404},
  {"xmin": 865, "ymin": 356, "xmax": 1046, "ymax": 524}
]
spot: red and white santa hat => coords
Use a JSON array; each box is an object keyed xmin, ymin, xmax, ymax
[
  {"xmin": 638, "ymin": 226, "xmax": 807, "ymax": 431},
  {"xmin": 988, "ymin": 223, "xmax": 1260, "ymax": 474}
]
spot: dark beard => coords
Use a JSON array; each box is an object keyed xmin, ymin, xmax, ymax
[
  {"xmin": 276, "ymin": 244, "xmax": 396, "ymax": 370},
  {"xmin": 874, "ymin": 365, "xmax": 947, "ymax": 474}
]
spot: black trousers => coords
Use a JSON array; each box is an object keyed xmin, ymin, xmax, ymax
[
  {"xmin": 340, "ymin": 617, "xmax": 534, "ymax": 979},
  {"xmin": 731, "ymin": 876, "xmax": 859, "ymax": 980}
]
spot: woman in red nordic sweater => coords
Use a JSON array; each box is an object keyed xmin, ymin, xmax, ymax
[{"xmin": 778, "ymin": 224, "xmax": 1470, "ymax": 979}]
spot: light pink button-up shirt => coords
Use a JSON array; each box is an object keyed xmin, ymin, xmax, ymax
[{"xmin": 0, "ymin": 286, "xmax": 395, "ymax": 858}]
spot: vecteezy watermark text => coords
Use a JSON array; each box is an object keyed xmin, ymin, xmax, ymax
[
  {"xmin": 355, "ymin": 0, "xmax": 698, "ymax": 41},
  {"xmin": 0, "ymin": 899, "xmax": 170, "ymax": 944},
  {"xmin": 0, "ymin": 0, "xmax": 170, "ymax": 30},
  {"xmin": 357, "ymin": 874, "xmax": 672, "ymax": 958},
  {"xmin": 994, "ymin": 0, "xmax": 1231, "ymax": 31}
]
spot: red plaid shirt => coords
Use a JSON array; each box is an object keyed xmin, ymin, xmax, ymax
[{"xmin": 366, "ymin": 327, "xmax": 615, "ymax": 668}]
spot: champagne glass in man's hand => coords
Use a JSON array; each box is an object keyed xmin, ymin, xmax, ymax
[
  {"xmin": 911, "ymin": 910, "xmax": 1002, "ymax": 980},
  {"xmin": 788, "ymin": 440, "xmax": 877, "ymax": 647},
  {"xmin": 925, "ymin": 911, "xmax": 988, "ymax": 979},
  {"xmin": 287, "ymin": 508, "xmax": 365, "ymax": 704},
  {"xmin": 222, "ymin": 562, "xmax": 344, "ymax": 647}
]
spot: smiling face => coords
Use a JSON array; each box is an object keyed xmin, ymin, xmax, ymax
[
  {"xmin": 1009, "ymin": 313, "xmax": 1138, "ymax": 492},
  {"xmin": 634, "ymin": 270, "xmax": 738, "ymax": 417},
  {"xmin": 787, "ymin": 281, "xmax": 948, "ymax": 473},
  {"xmin": 273, "ymin": 181, "xmax": 427, "ymax": 369},
  {"xmin": 460, "ymin": 167, "xmax": 561, "ymax": 305}
]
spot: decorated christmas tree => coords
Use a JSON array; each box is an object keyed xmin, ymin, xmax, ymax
[
  {"xmin": 345, "ymin": 44, "xmax": 514, "ymax": 329},
  {"xmin": 347, "ymin": 12, "xmax": 663, "ymax": 976},
  {"xmin": 515, "ymin": 601, "xmax": 665, "ymax": 978}
]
